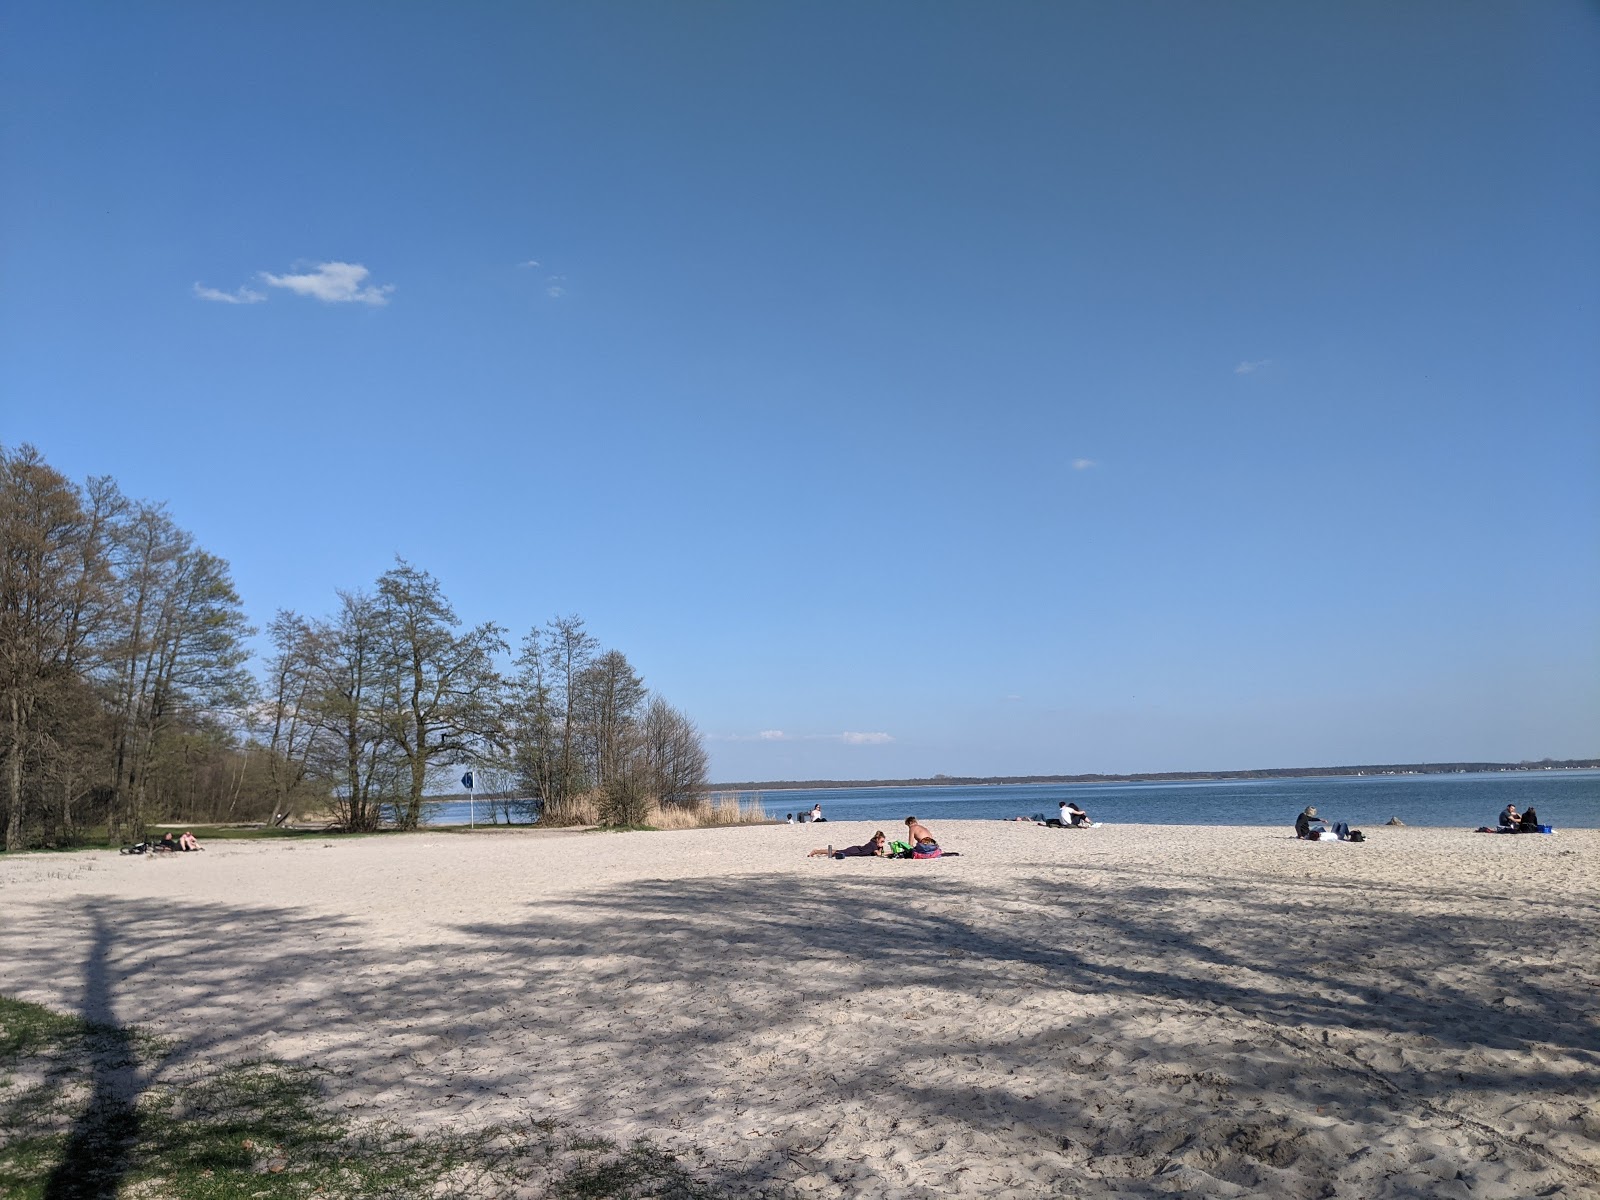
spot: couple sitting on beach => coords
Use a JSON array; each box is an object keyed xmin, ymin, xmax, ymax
[
  {"xmin": 809, "ymin": 816, "xmax": 943, "ymax": 860},
  {"xmin": 1295, "ymin": 807, "xmax": 1361, "ymax": 842},
  {"xmin": 1487, "ymin": 805, "xmax": 1543, "ymax": 833},
  {"xmin": 1005, "ymin": 801, "xmax": 1094, "ymax": 827}
]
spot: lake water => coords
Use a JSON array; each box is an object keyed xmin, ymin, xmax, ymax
[{"xmin": 425, "ymin": 769, "xmax": 1600, "ymax": 830}]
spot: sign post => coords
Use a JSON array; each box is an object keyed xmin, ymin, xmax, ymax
[{"xmin": 462, "ymin": 770, "xmax": 475, "ymax": 829}]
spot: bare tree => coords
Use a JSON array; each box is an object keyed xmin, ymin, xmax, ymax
[
  {"xmin": 509, "ymin": 615, "xmax": 597, "ymax": 823},
  {"xmin": 309, "ymin": 590, "xmax": 398, "ymax": 832},
  {"xmin": 636, "ymin": 696, "xmax": 710, "ymax": 810},
  {"xmin": 102, "ymin": 503, "xmax": 253, "ymax": 842},
  {"xmin": 258, "ymin": 610, "xmax": 332, "ymax": 824},
  {"xmin": 375, "ymin": 561, "xmax": 506, "ymax": 830},
  {"xmin": 0, "ymin": 446, "xmax": 120, "ymax": 849},
  {"xmin": 573, "ymin": 649, "xmax": 646, "ymax": 791}
]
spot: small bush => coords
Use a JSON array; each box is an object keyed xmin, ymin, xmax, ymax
[{"xmin": 599, "ymin": 775, "xmax": 654, "ymax": 828}]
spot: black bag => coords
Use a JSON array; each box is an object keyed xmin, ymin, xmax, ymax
[{"xmin": 1347, "ymin": 830, "xmax": 1365, "ymax": 843}]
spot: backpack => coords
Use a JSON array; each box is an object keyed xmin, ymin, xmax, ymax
[{"xmin": 1348, "ymin": 830, "xmax": 1365, "ymax": 843}]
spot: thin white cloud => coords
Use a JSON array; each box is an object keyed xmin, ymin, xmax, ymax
[
  {"xmin": 1070, "ymin": 458, "xmax": 1097, "ymax": 470},
  {"xmin": 518, "ymin": 259, "xmax": 541, "ymax": 269},
  {"xmin": 260, "ymin": 261, "xmax": 394, "ymax": 305},
  {"xmin": 1234, "ymin": 358, "xmax": 1272, "ymax": 375},
  {"xmin": 545, "ymin": 275, "xmax": 567, "ymax": 298},
  {"xmin": 712, "ymin": 729, "xmax": 893, "ymax": 745},
  {"xmin": 193, "ymin": 282, "xmax": 266, "ymax": 304}
]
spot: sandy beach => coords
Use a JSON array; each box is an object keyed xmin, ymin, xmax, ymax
[{"xmin": 2, "ymin": 821, "xmax": 1597, "ymax": 1198}]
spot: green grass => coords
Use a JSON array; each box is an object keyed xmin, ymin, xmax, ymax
[{"xmin": 0, "ymin": 995, "xmax": 737, "ymax": 1199}]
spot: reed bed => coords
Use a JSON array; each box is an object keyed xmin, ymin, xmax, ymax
[{"xmin": 646, "ymin": 791, "xmax": 769, "ymax": 829}]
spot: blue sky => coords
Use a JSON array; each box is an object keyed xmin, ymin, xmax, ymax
[{"xmin": 4, "ymin": 2, "xmax": 1596, "ymax": 781}]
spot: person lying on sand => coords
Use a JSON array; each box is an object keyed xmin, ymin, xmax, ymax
[
  {"xmin": 156, "ymin": 832, "xmax": 179, "ymax": 852},
  {"xmin": 809, "ymin": 831, "xmax": 887, "ymax": 858}
]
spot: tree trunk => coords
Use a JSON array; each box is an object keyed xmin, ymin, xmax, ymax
[{"xmin": 5, "ymin": 693, "xmax": 23, "ymax": 851}]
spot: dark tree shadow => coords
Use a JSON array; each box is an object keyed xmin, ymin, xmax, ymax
[{"xmin": 42, "ymin": 907, "xmax": 146, "ymax": 1200}]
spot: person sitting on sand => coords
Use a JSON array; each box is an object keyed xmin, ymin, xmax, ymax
[
  {"xmin": 1061, "ymin": 801, "xmax": 1090, "ymax": 827},
  {"xmin": 904, "ymin": 816, "xmax": 939, "ymax": 855},
  {"xmin": 809, "ymin": 831, "xmax": 887, "ymax": 858},
  {"xmin": 809, "ymin": 803, "xmax": 826, "ymax": 823},
  {"xmin": 1517, "ymin": 807, "xmax": 1540, "ymax": 832},
  {"xmin": 179, "ymin": 831, "xmax": 201, "ymax": 851},
  {"xmin": 1294, "ymin": 807, "xmax": 1326, "ymax": 840},
  {"xmin": 1499, "ymin": 804, "xmax": 1520, "ymax": 831},
  {"xmin": 786, "ymin": 813, "xmax": 795, "ymax": 825}
]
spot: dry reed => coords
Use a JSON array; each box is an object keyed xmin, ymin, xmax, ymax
[{"xmin": 646, "ymin": 792, "xmax": 768, "ymax": 829}]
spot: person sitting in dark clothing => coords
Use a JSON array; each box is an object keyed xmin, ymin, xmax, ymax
[
  {"xmin": 1499, "ymin": 804, "xmax": 1520, "ymax": 831},
  {"xmin": 1518, "ymin": 808, "xmax": 1540, "ymax": 832},
  {"xmin": 1294, "ymin": 806, "xmax": 1326, "ymax": 840}
]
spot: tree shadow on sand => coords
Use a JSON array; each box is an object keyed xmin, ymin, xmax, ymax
[{"xmin": 4, "ymin": 859, "xmax": 1598, "ymax": 1196}]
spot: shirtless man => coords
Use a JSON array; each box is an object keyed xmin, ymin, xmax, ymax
[{"xmin": 904, "ymin": 816, "xmax": 938, "ymax": 852}]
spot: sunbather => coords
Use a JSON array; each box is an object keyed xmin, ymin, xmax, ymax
[{"xmin": 809, "ymin": 831, "xmax": 887, "ymax": 858}]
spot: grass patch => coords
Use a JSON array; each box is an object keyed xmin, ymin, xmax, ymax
[{"xmin": 0, "ymin": 995, "xmax": 744, "ymax": 1199}]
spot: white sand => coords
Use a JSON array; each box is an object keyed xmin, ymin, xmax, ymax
[{"xmin": 3, "ymin": 821, "xmax": 1598, "ymax": 1198}]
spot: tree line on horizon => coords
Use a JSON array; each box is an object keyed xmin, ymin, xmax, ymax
[{"xmin": 0, "ymin": 444, "xmax": 708, "ymax": 851}]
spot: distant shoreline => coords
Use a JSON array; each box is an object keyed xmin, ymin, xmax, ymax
[{"xmin": 710, "ymin": 759, "xmax": 1599, "ymax": 792}]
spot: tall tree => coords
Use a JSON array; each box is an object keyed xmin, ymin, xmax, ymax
[
  {"xmin": 509, "ymin": 614, "xmax": 597, "ymax": 822},
  {"xmin": 103, "ymin": 503, "xmax": 253, "ymax": 841},
  {"xmin": 0, "ymin": 446, "xmax": 120, "ymax": 849},
  {"xmin": 374, "ymin": 561, "xmax": 506, "ymax": 830},
  {"xmin": 259, "ymin": 610, "xmax": 330, "ymax": 824},
  {"xmin": 310, "ymin": 590, "xmax": 399, "ymax": 832},
  {"xmin": 574, "ymin": 649, "xmax": 646, "ymax": 791}
]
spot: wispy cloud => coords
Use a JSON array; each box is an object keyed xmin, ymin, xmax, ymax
[
  {"xmin": 193, "ymin": 282, "xmax": 266, "ymax": 304},
  {"xmin": 518, "ymin": 259, "xmax": 541, "ymax": 269},
  {"xmin": 545, "ymin": 275, "xmax": 567, "ymax": 298},
  {"xmin": 1234, "ymin": 358, "xmax": 1272, "ymax": 375},
  {"xmin": 260, "ymin": 261, "xmax": 394, "ymax": 305},
  {"xmin": 1070, "ymin": 458, "xmax": 1097, "ymax": 470},
  {"xmin": 712, "ymin": 729, "xmax": 894, "ymax": 745}
]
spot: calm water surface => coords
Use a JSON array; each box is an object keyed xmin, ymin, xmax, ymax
[
  {"xmin": 427, "ymin": 770, "xmax": 1600, "ymax": 829},
  {"xmin": 756, "ymin": 770, "xmax": 1600, "ymax": 829}
]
